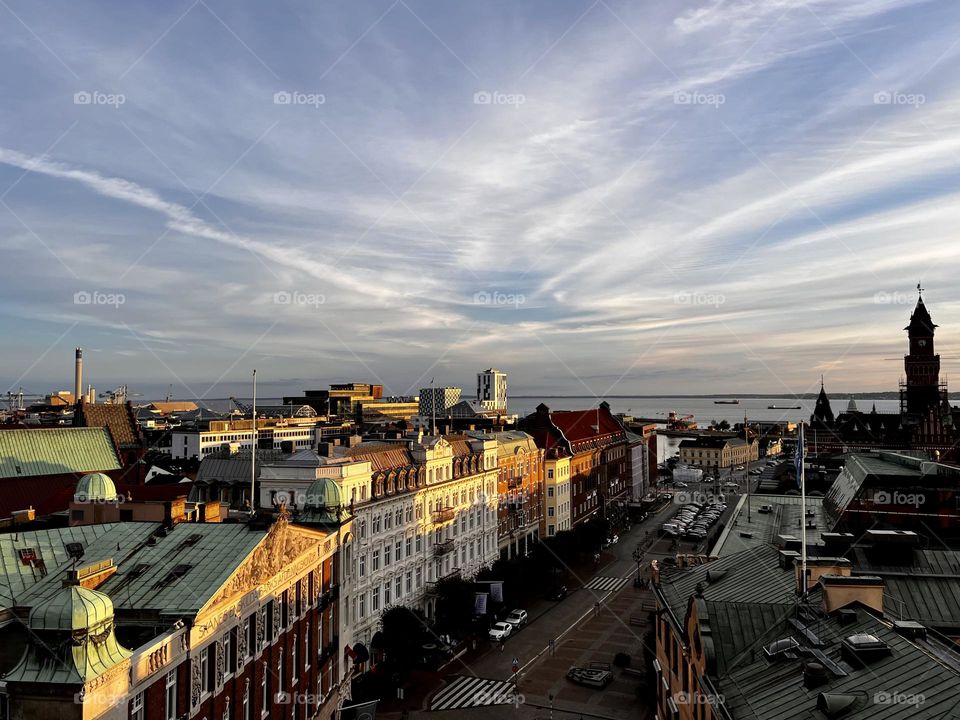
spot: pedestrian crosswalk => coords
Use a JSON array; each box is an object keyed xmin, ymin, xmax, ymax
[
  {"xmin": 583, "ymin": 575, "xmax": 630, "ymax": 593},
  {"xmin": 430, "ymin": 675, "xmax": 520, "ymax": 711}
]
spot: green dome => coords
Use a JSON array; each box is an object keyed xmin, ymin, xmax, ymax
[
  {"xmin": 74, "ymin": 472, "xmax": 117, "ymax": 502},
  {"xmin": 29, "ymin": 585, "xmax": 116, "ymax": 632},
  {"xmin": 303, "ymin": 476, "xmax": 342, "ymax": 509}
]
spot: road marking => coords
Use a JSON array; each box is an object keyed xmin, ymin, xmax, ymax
[
  {"xmin": 583, "ymin": 575, "xmax": 630, "ymax": 592},
  {"xmin": 430, "ymin": 675, "xmax": 518, "ymax": 710}
]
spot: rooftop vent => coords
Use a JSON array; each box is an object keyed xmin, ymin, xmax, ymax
[
  {"xmin": 840, "ymin": 634, "xmax": 891, "ymax": 667},
  {"xmin": 764, "ymin": 637, "xmax": 800, "ymax": 660},
  {"xmin": 177, "ymin": 533, "xmax": 203, "ymax": 550},
  {"xmin": 836, "ymin": 608, "xmax": 857, "ymax": 626},
  {"xmin": 892, "ymin": 620, "xmax": 927, "ymax": 640},
  {"xmin": 816, "ymin": 692, "xmax": 861, "ymax": 719},
  {"xmin": 803, "ymin": 661, "xmax": 829, "ymax": 689},
  {"xmin": 705, "ymin": 569, "xmax": 728, "ymax": 584},
  {"xmin": 779, "ymin": 549, "xmax": 801, "ymax": 570}
]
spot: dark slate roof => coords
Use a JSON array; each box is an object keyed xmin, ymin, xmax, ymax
[
  {"xmin": 721, "ymin": 609, "xmax": 960, "ymax": 720},
  {"xmin": 659, "ymin": 545, "xmax": 796, "ymax": 616}
]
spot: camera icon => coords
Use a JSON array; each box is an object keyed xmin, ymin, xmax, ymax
[
  {"xmin": 473, "ymin": 291, "xmax": 492, "ymax": 304},
  {"xmin": 274, "ymin": 91, "xmax": 292, "ymax": 105},
  {"xmin": 74, "ymin": 91, "xmax": 91, "ymax": 105},
  {"xmin": 674, "ymin": 91, "xmax": 692, "ymax": 105},
  {"xmin": 273, "ymin": 291, "xmax": 292, "ymax": 305},
  {"xmin": 473, "ymin": 91, "xmax": 492, "ymax": 105},
  {"xmin": 874, "ymin": 91, "xmax": 891, "ymax": 105},
  {"xmin": 74, "ymin": 290, "xmax": 92, "ymax": 305}
]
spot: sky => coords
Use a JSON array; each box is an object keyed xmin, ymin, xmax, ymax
[{"xmin": 2, "ymin": 0, "xmax": 960, "ymax": 402}]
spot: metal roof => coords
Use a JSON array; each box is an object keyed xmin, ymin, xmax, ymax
[
  {"xmin": 0, "ymin": 524, "xmax": 145, "ymax": 608},
  {"xmin": 0, "ymin": 427, "xmax": 120, "ymax": 479},
  {"xmin": 712, "ymin": 495, "xmax": 828, "ymax": 556},
  {"xmin": 720, "ymin": 611, "xmax": 960, "ymax": 719}
]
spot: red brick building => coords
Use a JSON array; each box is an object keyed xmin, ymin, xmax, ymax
[{"xmin": 522, "ymin": 402, "xmax": 629, "ymax": 527}]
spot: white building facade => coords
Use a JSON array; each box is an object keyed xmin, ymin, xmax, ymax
[{"xmin": 477, "ymin": 368, "xmax": 508, "ymax": 412}]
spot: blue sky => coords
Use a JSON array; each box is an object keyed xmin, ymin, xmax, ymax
[{"xmin": 2, "ymin": 0, "xmax": 960, "ymax": 401}]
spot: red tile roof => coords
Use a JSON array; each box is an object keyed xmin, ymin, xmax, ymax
[{"xmin": 74, "ymin": 402, "xmax": 142, "ymax": 449}]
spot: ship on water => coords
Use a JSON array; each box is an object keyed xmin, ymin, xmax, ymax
[
  {"xmin": 713, "ymin": 399, "xmax": 740, "ymax": 404},
  {"xmin": 768, "ymin": 404, "xmax": 802, "ymax": 409}
]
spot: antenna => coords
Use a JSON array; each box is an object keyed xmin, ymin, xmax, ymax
[
  {"xmin": 431, "ymin": 377, "xmax": 436, "ymax": 436},
  {"xmin": 250, "ymin": 369, "xmax": 257, "ymax": 514}
]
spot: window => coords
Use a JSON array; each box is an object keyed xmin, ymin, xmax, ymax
[
  {"xmin": 305, "ymin": 624, "xmax": 310, "ymax": 669},
  {"xmin": 406, "ymin": 571, "xmax": 412, "ymax": 593},
  {"xmin": 266, "ymin": 601, "xmax": 275, "ymax": 642},
  {"xmin": 395, "ymin": 576, "xmax": 402, "ymax": 599},
  {"xmin": 200, "ymin": 646, "xmax": 212, "ymax": 694},
  {"xmin": 359, "ymin": 553, "xmax": 366, "ymax": 578},
  {"xmin": 372, "ymin": 586, "xmax": 380, "ymax": 611},
  {"xmin": 278, "ymin": 649, "xmax": 285, "ymax": 687},
  {"xmin": 247, "ymin": 614, "xmax": 256, "ymax": 658},
  {"xmin": 405, "ymin": 537, "xmax": 412, "ymax": 558},
  {"xmin": 228, "ymin": 629, "xmax": 238, "ymax": 675},
  {"xmin": 548, "ymin": 507, "xmax": 555, "ymax": 517},
  {"xmin": 223, "ymin": 698, "xmax": 230, "ymax": 720},
  {"xmin": 415, "ymin": 534, "xmax": 422, "ymax": 552},
  {"xmin": 395, "ymin": 541, "xmax": 402, "ymax": 562},
  {"xmin": 359, "ymin": 593, "xmax": 366, "ymax": 618},
  {"xmin": 260, "ymin": 662, "xmax": 269, "ymax": 717},
  {"xmin": 548, "ymin": 524, "xmax": 555, "ymax": 536},
  {"xmin": 165, "ymin": 670, "xmax": 177, "ymax": 720},
  {"xmin": 416, "ymin": 567, "xmax": 422, "ymax": 587},
  {"xmin": 243, "ymin": 681, "xmax": 251, "ymax": 720},
  {"xmin": 292, "ymin": 637, "xmax": 298, "ymax": 682},
  {"xmin": 372, "ymin": 548, "xmax": 380, "ymax": 571},
  {"xmin": 281, "ymin": 591, "xmax": 289, "ymax": 627},
  {"xmin": 384, "ymin": 544, "xmax": 391, "ymax": 566},
  {"xmin": 547, "ymin": 486, "xmax": 554, "ymax": 497},
  {"xmin": 131, "ymin": 691, "xmax": 145, "ymax": 720},
  {"xmin": 384, "ymin": 583, "xmax": 391, "ymax": 605}
]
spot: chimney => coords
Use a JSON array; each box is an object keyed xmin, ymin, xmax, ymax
[
  {"xmin": 795, "ymin": 557, "xmax": 852, "ymax": 593},
  {"xmin": 820, "ymin": 574, "xmax": 884, "ymax": 614},
  {"xmin": 74, "ymin": 347, "xmax": 83, "ymax": 403}
]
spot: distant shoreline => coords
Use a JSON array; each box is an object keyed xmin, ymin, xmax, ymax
[{"xmin": 510, "ymin": 392, "xmax": 920, "ymax": 400}]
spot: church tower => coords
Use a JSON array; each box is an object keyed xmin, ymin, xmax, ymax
[{"xmin": 902, "ymin": 290, "xmax": 942, "ymax": 416}]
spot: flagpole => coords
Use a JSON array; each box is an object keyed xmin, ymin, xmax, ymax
[
  {"xmin": 250, "ymin": 368, "xmax": 257, "ymax": 513},
  {"xmin": 799, "ymin": 421, "xmax": 807, "ymax": 597}
]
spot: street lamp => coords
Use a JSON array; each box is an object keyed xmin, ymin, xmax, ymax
[{"xmin": 548, "ymin": 693, "xmax": 554, "ymax": 720}]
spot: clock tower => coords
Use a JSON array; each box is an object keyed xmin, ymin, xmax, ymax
[{"xmin": 902, "ymin": 291, "xmax": 942, "ymax": 415}]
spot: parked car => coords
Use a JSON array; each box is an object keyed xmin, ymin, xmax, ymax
[
  {"xmin": 505, "ymin": 609, "xmax": 528, "ymax": 628},
  {"xmin": 488, "ymin": 622, "xmax": 512, "ymax": 642},
  {"xmin": 566, "ymin": 667, "xmax": 614, "ymax": 688},
  {"xmin": 547, "ymin": 585, "xmax": 568, "ymax": 600}
]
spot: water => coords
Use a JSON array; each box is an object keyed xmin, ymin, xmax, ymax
[{"xmin": 509, "ymin": 396, "xmax": 901, "ymax": 464}]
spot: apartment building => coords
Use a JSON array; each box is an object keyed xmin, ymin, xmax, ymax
[
  {"xmin": 167, "ymin": 417, "xmax": 323, "ymax": 459},
  {"xmin": 542, "ymin": 454, "xmax": 572, "ymax": 537}
]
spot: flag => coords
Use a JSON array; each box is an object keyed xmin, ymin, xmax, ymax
[{"xmin": 795, "ymin": 422, "xmax": 804, "ymax": 489}]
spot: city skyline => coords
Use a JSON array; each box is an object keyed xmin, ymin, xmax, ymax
[{"xmin": 4, "ymin": 1, "xmax": 960, "ymax": 397}]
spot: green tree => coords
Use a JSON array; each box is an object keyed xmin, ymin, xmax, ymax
[
  {"xmin": 379, "ymin": 605, "xmax": 428, "ymax": 668},
  {"xmin": 434, "ymin": 576, "xmax": 476, "ymax": 635}
]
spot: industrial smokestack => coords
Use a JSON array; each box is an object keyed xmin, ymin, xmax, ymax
[{"xmin": 74, "ymin": 348, "xmax": 82, "ymax": 403}]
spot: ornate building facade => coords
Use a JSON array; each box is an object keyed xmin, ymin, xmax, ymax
[{"xmin": 808, "ymin": 294, "xmax": 958, "ymax": 460}]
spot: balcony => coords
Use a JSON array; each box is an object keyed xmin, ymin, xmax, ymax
[
  {"xmin": 433, "ymin": 539, "xmax": 455, "ymax": 557},
  {"xmin": 432, "ymin": 507, "xmax": 455, "ymax": 524}
]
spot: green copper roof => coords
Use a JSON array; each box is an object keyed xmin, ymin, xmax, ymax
[
  {"xmin": 74, "ymin": 472, "xmax": 118, "ymax": 502},
  {"xmin": 0, "ymin": 428, "xmax": 120, "ymax": 479},
  {"xmin": 30, "ymin": 585, "xmax": 115, "ymax": 632},
  {"xmin": 5, "ymin": 586, "xmax": 131, "ymax": 685}
]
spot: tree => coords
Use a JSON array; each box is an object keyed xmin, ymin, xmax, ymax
[
  {"xmin": 434, "ymin": 576, "xmax": 476, "ymax": 636},
  {"xmin": 379, "ymin": 605, "xmax": 428, "ymax": 669},
  {"xmin": 716, "ymin": 419, "xmax": 731, "ymax": 431}
]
